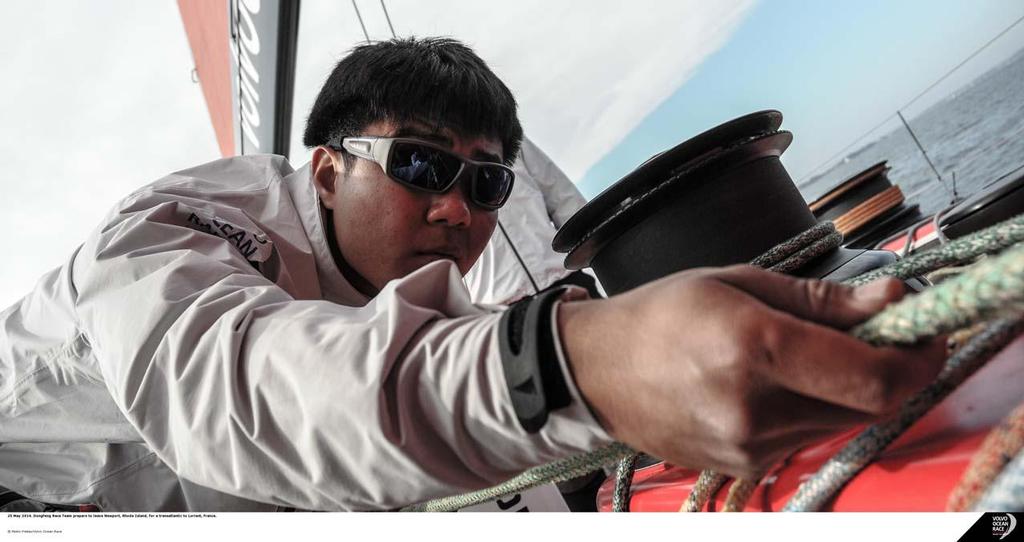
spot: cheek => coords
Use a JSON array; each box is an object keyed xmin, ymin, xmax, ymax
[
  {"xmin": 466, "ymin": 211, "xmax": 498, "ymax": 261},
  {"xmin": 335, "ymin": 175, "xmax": 423, "ymax": 265}
]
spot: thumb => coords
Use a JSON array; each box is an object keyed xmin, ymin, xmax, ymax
[{"xmin": 715, "ymin": 265, "xmax": 906, "ymax": 329}]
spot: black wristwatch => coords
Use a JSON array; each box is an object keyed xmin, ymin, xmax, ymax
[{"xmin": 498, "ymin": 286, "xmax": 573, "ymax": 433}]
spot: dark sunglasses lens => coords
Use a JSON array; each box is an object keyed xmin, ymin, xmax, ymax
[
  {"xmin": 389, "ymin": 143, "xmax": 461, "ymax": 191},
  {"xmin": 473, "ymin": 166, "xmax": 514, "ymax": 208}
]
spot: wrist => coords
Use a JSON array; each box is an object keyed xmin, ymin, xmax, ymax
[{"xmin": 556, "ymin": 297, "xmax": 617, "ymax": 433}]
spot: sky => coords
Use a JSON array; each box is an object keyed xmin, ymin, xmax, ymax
[
  {"xmin": 576, "ymin": 0, "xmax": 1024, "ymax": 198},
  {"xmin": 1, "ymin": 1, "xmax": 1023, "ymax": 309}
]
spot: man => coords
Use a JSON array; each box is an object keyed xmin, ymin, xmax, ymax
[{"xmin": 0, "ymin": 38, "xmax": 944, "ymax": 511}]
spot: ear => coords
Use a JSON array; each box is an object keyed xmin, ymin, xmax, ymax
[{"xmin": 311, "ymin": 146, "xmax": 343, "ymax": 210}]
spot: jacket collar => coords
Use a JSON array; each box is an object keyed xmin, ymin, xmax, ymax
[{"xmin": 283, "ymin": 163, "xmax": 371, "ymax": 307}]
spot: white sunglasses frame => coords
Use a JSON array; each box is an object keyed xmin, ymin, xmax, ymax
[{"xmin": 336, "ymin": 136, "xmax": 516, "ymax": 210}]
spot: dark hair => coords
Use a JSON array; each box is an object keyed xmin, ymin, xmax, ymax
[{"xmin": 303, "ymin": 37, "xmax": 523, "ymax": 165}]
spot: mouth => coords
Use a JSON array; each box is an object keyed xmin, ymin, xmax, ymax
[{"xmin": 415, "ymin": 249, "xmax": 463, "ymax": 264}]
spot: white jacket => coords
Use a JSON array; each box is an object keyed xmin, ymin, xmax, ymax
[
  {"xmin": 465, "ymin": 138, "xmax": 589, "ymax": 305},
  {"xmin": 0, "ymin": 155, "xmax": 611, "ymax": 511}
]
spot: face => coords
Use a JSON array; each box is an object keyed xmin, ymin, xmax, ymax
[{"xmin": 311, "ymin": 119, "xmax": 503, "ymax": 295}]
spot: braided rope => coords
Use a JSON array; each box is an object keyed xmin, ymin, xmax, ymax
[
  {"xmin": 782, "ymin": 316, "xmax": 1024, "ymax": 511},
  {"xmin": 847, "ymin": 213, "xmax": 1024, "ymax": 286},
  {"xmin": 770, "ymin": 231, "xmax": 844, "ymax": 274},
  {"xmin": 973, "ymin": 446, "xmax": 1024, "ymax": 511},
  {"xmin": 750, "ymin": 222, "xmax": 840, "ymax": 269},
  {"xmin": 679, "ymin": 470, "xmax": 728, "ymax": 512},
  {"xmin": 722, "ymin": 478, "xmax": 759, "ymax": 512},
  {"xmin": 852, "ymin": 244, "xmax": 1024, "ymax": 346},
  {"xmin": 947, "ymin": 402, "xmax": 1024, "ymax": 511},
  {"xmin": 611, "ymin": 453, "xmax": 640, "ymax": 512},
  {"xmin": 401, "ymin": 443, "xmax": 633, "ymax": 512}
]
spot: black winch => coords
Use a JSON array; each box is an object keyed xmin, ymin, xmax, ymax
[{"xmin": 553, "ymin": 110, "xmax": 903, "ymax": 295}]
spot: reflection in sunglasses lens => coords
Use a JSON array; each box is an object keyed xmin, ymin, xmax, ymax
[
  {"xmin": 391, "ymin": 143, "xmax": 460, "ymax": 191},
  {"xmin": 476, "ymin": 167, "xmax": 512, "ymax": 207},
  {"xmin": 389, "ymin": 141, "xmax": 511, "ymax": 208}
]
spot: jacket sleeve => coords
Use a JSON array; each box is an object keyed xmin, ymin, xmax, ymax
[
  {"xmin": 72, "ymin": 189, "xmax": 611, "ymax": 511},
  {"xmin": 518, "ymin": 137, "xmax": 588, "ymax": 229}
]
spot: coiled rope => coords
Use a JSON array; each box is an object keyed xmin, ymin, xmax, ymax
[{"xmin": 404, "ymin": 214, "xmax": 1024, "ymax": 512}]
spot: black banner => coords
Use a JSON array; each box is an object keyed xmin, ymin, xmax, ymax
[{"xmin": 959, "ymin": 513, "xmax": 1024, "ymax": 541}]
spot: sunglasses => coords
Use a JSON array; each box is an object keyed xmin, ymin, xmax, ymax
[{"xmin": 329, "ymin": 136, "xmax": 516, "ymax": 210}]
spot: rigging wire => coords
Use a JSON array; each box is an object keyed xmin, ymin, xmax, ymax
[
  {"xmin": 351, "ymin": 0, "xmax": 371, "ymax": 43},
  {"xmin": 380, "ymin": 0, "xmax": 397, "ymax": 39},
  {"xmin": 498, "ymin": 220, "xmax": 541, "ymax": 295},
  {"xmin": 797, "ymin": 12, "xmax": 1024, "ymax": 186}
]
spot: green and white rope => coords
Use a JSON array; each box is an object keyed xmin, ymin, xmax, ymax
[
  {"xmin": 852, "ymin": 243, "xmax": 1024, "ymax": 346},
  {"xmin": 401, "ymin": 443, "xmax": 634, "ymax": 512}
]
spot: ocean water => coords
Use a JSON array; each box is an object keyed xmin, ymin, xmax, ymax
[{"xmin": 798, "ymin": 47, "xmax": 1024, "ymax": 217}]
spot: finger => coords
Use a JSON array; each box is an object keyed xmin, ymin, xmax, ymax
[
  {"xmin": 715, "ymin": 265, "xmax": 906, "ymax": 330},
  {"xmin": 756, "ymin": 313, "xmax": 948, "ymax": 414}
]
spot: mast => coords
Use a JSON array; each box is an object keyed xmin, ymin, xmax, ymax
[{"xmin": 177, "ymin": 0, "xmax": 301, "ymax": 157}]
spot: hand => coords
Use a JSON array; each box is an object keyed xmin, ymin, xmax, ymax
[{"xmin": 557, "ymin": 265, "xmax": 947, "ymax": 479}]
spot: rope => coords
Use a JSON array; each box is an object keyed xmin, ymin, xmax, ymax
[
  {"xmin": 846, "ymin": 214, "xmax": 1024, "ymax": 286},
  {"xmin": 749, "ymin": 222, "xmax": 839, "ymax": 270},
  {"xmin": 852, "ymin": 243, "xmax": 1024, "ymax": 346},
  {"xmin": 679, "ymin": 470, "xmax": 728, "ymax": 512},
  {"xmin": 782, "ymin": 316, "xmax": 1024, "ymax": 511},
  {"xmin": 973, "ymin": 447, "xmax": 1024, "ymax": 511},
  {"xmin": 722, "ymin": 478, "xmax": 759, "ymax": 512},
  {"xmin": 611, "ymin": 453, "xmax": 639, "ymax": 512},
  {"xmin": 947, "ymin": 402, "xmax": 1024, "ymax": 511},
  {"xmin": 401, "ymin": 443, "xmax": 633, "ymax": 512}
]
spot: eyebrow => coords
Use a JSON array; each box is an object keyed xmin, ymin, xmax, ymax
[{"xmin": 392, "ymin": 126, "xmax": 503, "ymax": 164}]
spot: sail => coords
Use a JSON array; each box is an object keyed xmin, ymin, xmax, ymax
[{"xmin": 178, "ymin": 0, "xmax": 300, "ymax": 157}]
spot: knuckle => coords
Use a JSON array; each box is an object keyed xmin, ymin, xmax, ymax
[
  {"xmin": 800, "ymin": 278, "xmax": 839, "ymax": 315},
  {"xmin": 718, "ymin": 400, "xmax": 760, "ymax": 448}
]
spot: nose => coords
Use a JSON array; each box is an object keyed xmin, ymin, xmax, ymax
[{"xmin": 425, "ymin": 183, "xmax": 472, "ymax": 228}]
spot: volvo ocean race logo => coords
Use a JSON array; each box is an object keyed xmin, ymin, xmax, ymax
[
  {"xmin": 234, "ymin": 0, "xmax": 262, "ymax": 152},
  {"xmin": 994, "ymin": 514, "xmax": 1017, "ymax": 540}
]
